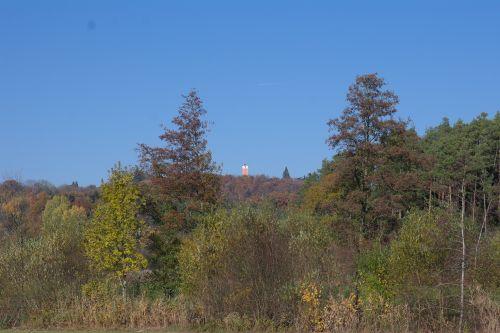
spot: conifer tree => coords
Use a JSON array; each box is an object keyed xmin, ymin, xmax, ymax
[
  {"xmin": 138, "ymin": 90, "xmax": 220, "ymax": 296},
  {"xmin": 282, "ymin": 166, "xmax": 290, "ymax": 179},
  {"xmin": 139, "ymin": 90, "xmax": 220, "ymax": 230}
]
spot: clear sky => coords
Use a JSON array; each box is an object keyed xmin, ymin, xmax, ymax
[{"xmin": 1, "ymin": 1, "xmax": 499, "ymax": 185}]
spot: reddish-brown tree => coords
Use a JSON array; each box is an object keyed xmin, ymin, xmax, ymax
[
  {"xmin": 326, "ymin": 74, "xmax": 427, "ymax": 312},
  {"xmin": 139, "ymin": 90, "xmax": 220, "ymax": 230},
  {"xmin": 327, "ymin": 73, "xmax": 426, "ymax": 239},
  {"xmin": 220, "ymin": 175, "xmax": 302, "ymax": 207}
]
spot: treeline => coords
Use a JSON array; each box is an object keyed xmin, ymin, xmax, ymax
[
  {"xmin": 221, "ymin": 175, "xmax": 302, "ymax": 206},
  {"xmin": 0, "ymin": 75, "xmax": 498, "ymax": 332}
]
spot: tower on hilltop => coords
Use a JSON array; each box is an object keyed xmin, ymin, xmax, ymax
[{"xmin": 242, "ymin": 163, "xmax": 249, "ymax": 176}]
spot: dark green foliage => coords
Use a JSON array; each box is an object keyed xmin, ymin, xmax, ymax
[
  {"xmin": 423, "ymin": 112, "xmax": 499, "ymax": 220},
  {"xmin": 146, "ymin": 228, "xmax": 181, "ymax": 297},
  {"xmin": 282, "ymin": 166, "xmax": 291, "ymax": 179}
]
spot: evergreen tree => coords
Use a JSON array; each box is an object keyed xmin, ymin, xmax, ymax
[
  {"xmin": 282, "ymin": 166, "xmax": 290, "ymax": 179},
  {"xmin": 421, "ymin": 113, "xmax": 499, "ymax": 330}
]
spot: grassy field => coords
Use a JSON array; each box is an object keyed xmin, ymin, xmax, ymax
[{"xmin": 0, "ymin": 331, "xmax": 196, "ymax": 333}]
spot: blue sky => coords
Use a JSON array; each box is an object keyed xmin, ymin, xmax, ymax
[{"xmin": 1, "ymin": 1, "xmax": 499, "ymax": 185}]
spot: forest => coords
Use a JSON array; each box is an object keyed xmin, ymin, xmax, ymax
[{"xmin": 0, "ymin": 74, "xmax": 498, "ymax": 332}]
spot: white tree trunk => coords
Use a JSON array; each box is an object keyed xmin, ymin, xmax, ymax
[
  {"xmin": 475, "ymin": 193, "xmax": 491, "ymax": 268},
  {"xmin": 459, "ymin": 181, "xmax": 466, "ymax": 333}
]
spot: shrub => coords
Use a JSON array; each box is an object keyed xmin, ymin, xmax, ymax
[
  {"xmin": 473, "ymin": 229, "xmax": 500, "ymax": 292},
  {"xmin": 179, "ymin": 204, "xmax": 339, "ymax": 327},
  {"xmin": 0, "ymin": 196, "xmax": 87, "ymax": 327},
  {"xmin": 469, "ymin": 286, "xmax": 500, "ymax": 333},
  {"xmin": 321, "ymin": 294, "xmax": 358, "ymax": 332},
  {"xmin": 179, "ymin": 205, "xmax": 293, "ymax": 322}
]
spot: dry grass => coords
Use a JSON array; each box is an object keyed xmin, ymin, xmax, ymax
[
  {"xmin": 0, "ymin": 331, "xmax": 190, "ymax": 333},
  {"xmin": 22, "ymin": 296, "xmax": 187, "ymax": 330},
  {"xmin": 469, "ymin": 287, "xmax": 500, "ymax": 333}
]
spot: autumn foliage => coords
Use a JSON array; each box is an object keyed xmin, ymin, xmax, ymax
[{"xmin": 0, "ymin": 76, "xmax": 498, "ymax": 332}]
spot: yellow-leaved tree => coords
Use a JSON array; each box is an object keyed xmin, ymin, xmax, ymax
[{"xmin": 84, "ymin": 165, "xmax": 147, "ymax": 298}]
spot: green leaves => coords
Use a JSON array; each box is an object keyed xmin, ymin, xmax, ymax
[
  {"xmin": 178, "ymin": 205, "xmax": 338, "ymax": 321},
  {"xmin": 84, "ymin": 166, "xmax": 147, "ymax": 282},
  {"xmin": 0, "ymin": 195, "xmax": 88, "ymax": 325}
]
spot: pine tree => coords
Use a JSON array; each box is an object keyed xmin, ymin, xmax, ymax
[{"xmin": 282, "ymin": 166, "xmax": 290, "ymax": 179}]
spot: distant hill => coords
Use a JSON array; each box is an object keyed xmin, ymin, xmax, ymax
[{"xmin": 220, "ymin": 175, "xmax": 303, "ymax": 206}]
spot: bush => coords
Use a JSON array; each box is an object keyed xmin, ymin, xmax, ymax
[
  {"xmin": 0, "ymin": 196, "xmax": 87, "ymax": 327},
  {"xmin": 469, "ymin": 286, "xmax": 500, "ymax": 333},
  {"xmin": 354, "ymin": 209, "xmax": 497, "ymax": 331},
  {"xmin": 386, "ymin": 209, "xmax": 469, "ymax": 329},
  {"xmin": 473, "ymin": 229, "xmax": 500, "ymax": 292},
  {"xmin": 179, "ymin": 204, "xmax": 339, "ymax": 327},
  {"xmin": 179, "ymin": 205, "xmax": 293, "ymax": 323}
]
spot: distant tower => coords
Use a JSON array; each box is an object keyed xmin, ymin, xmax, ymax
[{"xmin": 242, "ymin": 163, "xmax": 249, "ymax": 176}]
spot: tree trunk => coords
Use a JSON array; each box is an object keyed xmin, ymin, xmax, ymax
[
  {"xmin": 458, "ymin": 180, "xmax": 466, "ymax": 333},
  {"xmin": 354, "ymin": 205, "xmax": 366, "ymax": 323},
  {"xmin": 428, "ymin": 184, "xmax": 432, "ymax": 213},
  {"xmin": 472, "ymin": 182, "xmax": 476, "ymax": 222},
  {"xmin": 449, "ymin": 185, "xmax": 452, "ymax": 208},
  {"xmin": 475, "ymin": 193, "xmax": 491, "ymax": 268},
  {"xmin": 121, "ymin": 279, "xmax": 127, "ymax": 301}
]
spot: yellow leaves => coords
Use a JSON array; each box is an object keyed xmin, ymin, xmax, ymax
[
  {"xmin": 84, "ymin": 168, "xmax": 147, "ymax": 282},
  {"xmin": 301, "ymin": 282, "xmax": 321, "ymax": 307},
  {"xmin": 300, "ymin": 282, "xmax": 323, "ymax": 331},
  {"xmin": 302, "ymin": 173, "xmax": 341, "ymax": 214},
  {"xmin": 299, "ymin": 282, "xmax": 361, "ymax": 332},
  {"xmin": 1, "ymin": 196, "xmax": 27, "ymax": 217}
]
